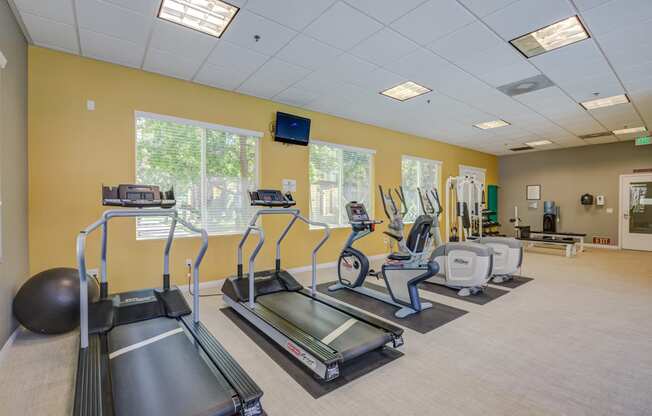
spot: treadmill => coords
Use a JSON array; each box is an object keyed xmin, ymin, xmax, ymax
[
  {"xmin": 221, "ymin": 189, "xmax": 404, "ymax": 381},
  {"xmin": 73, "ymin": 184, "xmax": 263, "ymax": 416}
]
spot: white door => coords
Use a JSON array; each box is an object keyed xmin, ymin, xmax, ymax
[{"xmin": 620, "ymin": 174, "xmax": 652, "ymax": 251}]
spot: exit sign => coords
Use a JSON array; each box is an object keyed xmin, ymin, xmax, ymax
[{"xmin": 635, "ymin": 136, "xmax": 651, "ymax": 146}]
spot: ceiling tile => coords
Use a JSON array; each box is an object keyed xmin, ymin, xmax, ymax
[
  {"xmin": 597, "ymin": 22, "xmax": 652, "ymax": 74},
  {"xmin": 573, "ymin": 0, "xmax": 612, "ymax": 11},
  {"xmin": 76, "ymin": 0, "xmax": 154, "ymax": 44},
  {"xmin": 80, "ymin": 29, "xmax": 145, "ymax": 68},
  {"xmin": 143, "ymin": 48, "xmax": 202, "ymax": 80},
  {"xmin": 589, "ymin": 103, "xmax": 643, "ymax": 130},
  {"xmin": 582, "ymin": 136, "xmax": 618, "ymax": 144},
  {"xmin": 237, "ymin": 58, "xmax": 310, "ymax": 98},
  {"xmin": 384, "ymin": 47, "xmax": 454, "ymax": 87},
  {"xmin": 475, "ymin": 59, "xmax": 540, "ymax": 87},
  {"xmin": 13, "ymin": 0, "xmax": 75, "ymax": 24},
  {"xmin": 245, "ymin": 0, "xmax": 336, "ymax": 30},
  {"xmin": 276, "ymin": 34, "xmax": 343, "ymax": 70},
  {"xmin": 349, "ymin": 67, "xmax": 405, "ymax": 92},
  {"xmin": 274, "ymin": 87, "xmax": 322, "ymax": 107},
  {"xmin": 429, "ymin": 22, "xmax": 503, "ymax": 63},
  {"xmin": 194, "ymin": 62, "xmax": 251, "ymax": 90},
  {"xmin": 391, "ymin": 0, "xmax": 475, "ymax": 45},
  {"xmin": 205, "ymin": 41, "xmax": 268, "ymax": 74},
  {"xmin": 456, "ymin": 0, "xmax": 518, "ymax": 17},
  {"xmin": 483, "ymin": 0, "xmax": 574, "ymax": 41},
  {"xmin": 221, "ymin": 10, "xmax": 297, "ymax": 55},
  {"xmin": 559, "ymin": 74, "xmax": 624, "ymax": 103},
  {"xmin": 304, "ymin": 1, "xmax": 383, "ymax": 50},
  {"xmin": 350, "ymin": 28, "xmax": 418, "ymax": 66},
  {"xmin": 343, "ymin": 0, "xmax": 426, "ymax": 24},
  {"xmin": 531, "ymin": 41, "xmax": 610, "ymax": 82},
  {"xmin": 149, "ymin": 20, "xmax": 218, "ymax": 61},
  {"xmin": 21, "ymin": 13, "xmax": 79, "ymax": 54},
  {"xmin": 293, "ymin": 72, "xmax": 345, "ymax": 94},
  {"xmin": 581, "ymin": 0, "xmax": 652, "ymax": 36},
  {"xmin": 102, "ymin": 0, "xmax": 160, "ymax": 16},
  {"xmin": 318, "ymin": 53, "xmax": 377, "ymax": 85}
]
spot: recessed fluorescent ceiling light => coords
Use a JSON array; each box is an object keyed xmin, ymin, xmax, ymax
[
  {"xmin": 380, "ymin": 81, "xmax": 431, "ymax": 101},
  {"xmin": 613, "ymin": 126, "xmax": 647, "ymax": 135},
  {"xmin": 580, "ymin": 94, "xmax": 630, "ymax": 110},
  {"xmin": 510, "ymin": 16, "xmax": 589, "ymax": 58},
  {"xmin": 158, "ymin": 0, "xmax": 239, "ymax": 38},
  {"xmin": 525, "ymin": 140, "xmax": 553, "ymax": 147},
  {"xmin": 474, "ymin": 120, "xmax": 510, "ymax": 130}
]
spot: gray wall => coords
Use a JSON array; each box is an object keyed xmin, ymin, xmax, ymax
[
  {"xmin": 0, "ymin": 0, "xmax": 28, "ymax": 346},
  {"xmin": 498, "ymin": 141, "xmax": 652, "ymax": 246}
]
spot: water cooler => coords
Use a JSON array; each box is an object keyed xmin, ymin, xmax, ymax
[{"xmin": 543, "ymin": 201, "xmax": 557, "ymax": 232}]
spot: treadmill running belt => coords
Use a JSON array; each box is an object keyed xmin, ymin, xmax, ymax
[
  {"xmin": 108, "ymin": 318, "xmax": 237, "ymax": 416},
  {"xmin": 257, "ymin": 292, "xmax": 389, "ymax": 361}
]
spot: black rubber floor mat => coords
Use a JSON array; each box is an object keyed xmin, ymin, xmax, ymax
[
  {"xmin": 489, "ymin": 275, "xmax": 534, "ymax": 289},
  {"xmin": 316, "ymin": 282, "xmax": 468, "ymax": 334},
  {"xmin": 419, "ymin": 281, "xmax": 509, "ymax": 305},
  {"xmin": 221, "ymin": 308, "xmax": 403, "ymax": 399}
]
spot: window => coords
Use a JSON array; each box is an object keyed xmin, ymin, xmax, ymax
[
  {"xmin": 401, "ymin": 156, "xmax": 442, "ymax": 223},
  {"xmin": 309, "ymin": 141, "xmax": 374, "ymax": 227},
  {"xmin": 135, "ymin": 112, "xmax": 261, "ymax": 239}
]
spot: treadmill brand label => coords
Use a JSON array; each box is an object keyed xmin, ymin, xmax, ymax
[{"xmin": 287, "ymin": 341, "xmax": 317, "ymax": 370}]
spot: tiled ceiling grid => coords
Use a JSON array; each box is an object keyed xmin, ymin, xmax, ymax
[{"xmin": 9, "ymin": 0, "xmax": 652, "ymax": 155}]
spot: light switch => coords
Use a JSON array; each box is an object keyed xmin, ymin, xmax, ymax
[{"xmin": 606, "ymin": 208, "xmax": 613, "ymax": 214}]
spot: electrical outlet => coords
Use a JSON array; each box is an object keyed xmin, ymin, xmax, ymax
[
  {"xmin": 185, "ymin": 258, "xmax": 193, "ymax": 267},
  {"xmin": 88, "ymin": 268, "xmax": 99, "ymax": 279}
]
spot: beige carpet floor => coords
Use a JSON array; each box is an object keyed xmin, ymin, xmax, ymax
[{"xmin": 1, "ymin": 248, "xmax": 651, "ymax": 416}]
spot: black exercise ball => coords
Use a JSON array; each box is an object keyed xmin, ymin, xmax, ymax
[{"xmin": 13, "ymin": 267, "xmax": 99, "ymax": 335}]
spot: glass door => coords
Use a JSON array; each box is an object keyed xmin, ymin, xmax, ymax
[{"xmin": 621, "ymin": 174, "xmax": 652, "ymax": 251}]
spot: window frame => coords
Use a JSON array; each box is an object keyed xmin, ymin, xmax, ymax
[
  {"xmin": 134, "ymin": 111, "xmax": 262, "ymax": 240},
  {"xmin": 401, "ymin": 155, "xmax": 443, "ymax": 224},
  {"xmin": 308, "ymin": 140, "xmax": 376, "ymax": 229}
]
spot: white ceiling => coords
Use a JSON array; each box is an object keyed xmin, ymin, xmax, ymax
[{"xmin": 9, "ymin": 0, "xmax": 652, "ymax": 155}]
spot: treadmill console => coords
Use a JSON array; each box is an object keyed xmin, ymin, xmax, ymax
[
  {"xmin": 102, "ymin": 184, "xmax": 176, "ymax": 208},
  {"xmin": 249, "ymin": 189, "xmax": 296, "ymax": 207}
]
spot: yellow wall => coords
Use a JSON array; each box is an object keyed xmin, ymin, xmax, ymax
[{"xmin": 28, "ymin": 46, "xmax": 498, "ymax": 292}]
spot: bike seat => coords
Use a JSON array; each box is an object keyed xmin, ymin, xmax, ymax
[{"xmin": 387, "ymin": 252, "xmax": 411, "ymax": 261}]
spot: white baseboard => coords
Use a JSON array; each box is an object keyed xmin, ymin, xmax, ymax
[
  {"xmin": 583, "ymin": 243, "xmax": 619, "ymax": 250},
  {"xmin": 179, "ymin": 253, "xmax": 389, "ymax": 294},
  {"xmin": 0, "ymin": 327, "xmax": 19, "ymax": 366}
]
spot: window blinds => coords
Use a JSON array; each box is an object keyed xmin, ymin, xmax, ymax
[{"xmin": 135, "ymin": 113, "xmax": 259, "ymax": 239}]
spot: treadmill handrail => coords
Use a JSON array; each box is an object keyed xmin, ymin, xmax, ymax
[
  {"xmin": 237, "ymin": 207, "xmax": 330, "ymax": 303},
  {"xmin": 77, "ymin": 208, "xmax": 209, "ymax": 349}
]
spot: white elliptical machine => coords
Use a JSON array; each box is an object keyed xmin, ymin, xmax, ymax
[
  {"xmin": 446, "ymin": 175, "xmax": 523, "ymax": 284},
  {"xmin": 414, "ymin": 187, "xmax": 493, "ymax": 296}
]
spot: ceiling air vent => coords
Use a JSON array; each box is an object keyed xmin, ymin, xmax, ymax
[
  {"xmin": 509, "ymin": 146, "xmax": 533, "ymax": 151},
  {"xmin": 579, "ymin": 132, "xmax": 613, "ymax": 139},
  {"xmin": 497, "ymin": 74, "xmax": 555, "ymax": 97}
]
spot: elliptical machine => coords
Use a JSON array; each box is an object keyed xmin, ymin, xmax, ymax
[
  {"xmin": 416, "ymin": 186, "xmax": 494, "ymax": 296},
  {"xmin": 328, "ymin": 186, "xmax": 436, "ymax": 318},
  {"xmin": 447, "ymin": 176, "xmax": 523, "ymax": 284}
]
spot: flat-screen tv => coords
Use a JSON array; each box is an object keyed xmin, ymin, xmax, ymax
[{"xmin": 274, "ymin": 112, "xmax": 310, "ymax": 146}]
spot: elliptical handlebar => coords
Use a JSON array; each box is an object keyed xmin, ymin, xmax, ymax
[
  {"xmin": 430, "ymin": 188, "xmax": 442, "ymax": 218},
  {"xmin": 417, "ymin": 188, "xmax": 434, "ymax": 216},
  {"xmin": 395, "ymin": 186, "xmax": 409, "ymax": 218}
]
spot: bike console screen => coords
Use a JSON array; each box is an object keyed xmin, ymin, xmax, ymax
[{"xmin": 346, "ymin": 202, "xmax": 370, "ymax": 222}]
